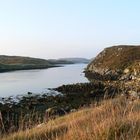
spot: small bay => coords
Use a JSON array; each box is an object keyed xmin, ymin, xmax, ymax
[{"xmin": 0, "ymin": 64, "xmax": 88, "ymax": 97}]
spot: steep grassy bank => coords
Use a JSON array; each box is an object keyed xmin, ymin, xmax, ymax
[{"xmin": 1, "ymin": 97, "xmax": 140, "ymax": 140}]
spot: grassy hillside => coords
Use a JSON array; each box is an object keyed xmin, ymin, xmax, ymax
[
  {"xmin": 1, "ymin": 97, "xmax": 140, "ymax": 140},
  {"xmin": 85, "ymin": 45, "xmax": 140, "ymax": 80},
  {"xmin": 87, "ymin": 45, "xmax": 140, "ymax": 70},
  {"xmin": 0, "ymin": 55, "xmax": 55, "ymax": 72},
  {"xmin": 0, "ymin": 56, "xmax": 89, "ymax": 72}
]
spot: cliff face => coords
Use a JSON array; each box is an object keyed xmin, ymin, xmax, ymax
[{"xmin": 86, "ymin": 45, "xmax": 140, "ymax": 81}]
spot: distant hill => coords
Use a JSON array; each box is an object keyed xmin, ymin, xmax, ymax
[
  {"xmin": 0, "ymin": 56, "xmax": 90, "ymax": 72},
  {"xmin": 48, "ymin": 58, "xmax": 90, "ymax": 64},
  {"xmin": 0, "ymin": 55, "xmax": 54, "ymax": 72}
]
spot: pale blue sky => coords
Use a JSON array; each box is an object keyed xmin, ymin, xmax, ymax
[{"xmin": 0, "ymin": 0, "xmax": 140, "ymax": 59}]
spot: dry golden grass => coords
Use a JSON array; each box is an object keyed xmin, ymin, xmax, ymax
[{"xmin": 2, "ymin": 97, "xmax": 140, "ymax": 140}]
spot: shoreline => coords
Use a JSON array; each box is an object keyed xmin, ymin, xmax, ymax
[
  {"xmin": 0, "ymin": 81, "xmax": 121, "ymax": 134},
  {"xmin": 0, "ymin": 65, "xmax": 62, "ymax": 73},
  {"xmin": 0, "ymin": 63, "xmax": 88, "ymax": 98}
]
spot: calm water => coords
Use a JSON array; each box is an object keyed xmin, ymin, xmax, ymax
[{"xmin": 0, "ymin": 64, "xmax": 88, "ymax": 97}]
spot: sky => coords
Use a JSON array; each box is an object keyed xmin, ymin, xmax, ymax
[{"xmin": 0, "ymin": 0, "xmax": 140, "ymax": 59}]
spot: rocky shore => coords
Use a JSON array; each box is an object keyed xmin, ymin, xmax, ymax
[{"xmin": 0, "ymin": 81, "xmax": 121, "ymax": 134}]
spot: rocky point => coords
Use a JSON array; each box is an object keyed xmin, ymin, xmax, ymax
[{"xmin": 85, "ymin": 45, "xmax": 140, "ymax": 100}]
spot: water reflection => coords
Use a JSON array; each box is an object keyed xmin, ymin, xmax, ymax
[{"xmin": 0, "ymin": 64, "xmax": 88, "ymax": 97}]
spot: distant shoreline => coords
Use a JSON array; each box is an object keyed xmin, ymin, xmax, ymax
[
  {"xmin": 0, "ymin": 55, "xmax": 89, "ymax": 73},
  {"xmin": 0, "ymin": 65, "xmax": 61, "ymax": 73}
]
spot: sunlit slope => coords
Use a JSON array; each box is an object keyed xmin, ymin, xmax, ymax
[{"xmin": 2, "ymin": 97, "xmax": 140, "ymax": 140}]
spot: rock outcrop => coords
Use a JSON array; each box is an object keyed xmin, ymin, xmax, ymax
[
  {"xmin": 86, "ymin": 45, "xmax": 140, "ymax": 80},
  {"xmin": 85, "ymin": 45, "xmax": 140, "ymax": 99}
]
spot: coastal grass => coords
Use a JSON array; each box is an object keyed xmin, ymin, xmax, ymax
[
  {"xmin": 1, "ymin": 96, "xmax": 140, "ymax": 140},
  {"xmin": 87, "ymin": 45, "xmax": 140, "ymax": 70}
]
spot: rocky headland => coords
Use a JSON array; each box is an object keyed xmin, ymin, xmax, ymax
[{"xmin": 85, "ymin": 45, "xmax": 140, "ymax": 99}]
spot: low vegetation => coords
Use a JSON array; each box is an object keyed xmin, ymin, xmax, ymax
[
  {"xmin": 87, "ymin": 45, "xmax": 140, "ymax": 70},
  {"xmin": 1, "ymin": 97, "xmax": 140, "ymax": 140},
  {"xmin": 0, "ymin": 55, "xmax": 89, "ymax": 72},
  {"xmin": 0, "ymin": 55, "xmax": 54, "ymax": 72}
]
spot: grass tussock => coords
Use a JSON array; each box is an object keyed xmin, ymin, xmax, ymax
[{"xmin": 2, "ymin": 97, "xmax": 140, "ymax": 140}]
